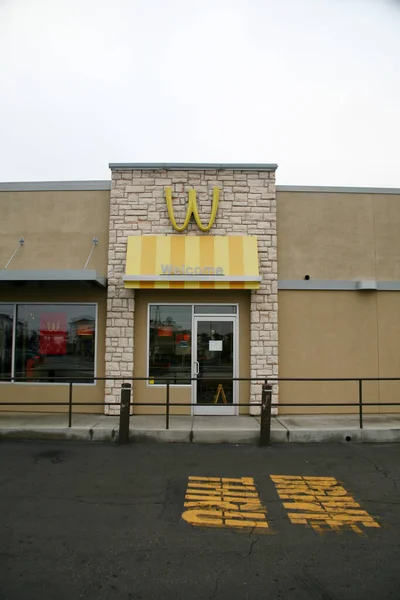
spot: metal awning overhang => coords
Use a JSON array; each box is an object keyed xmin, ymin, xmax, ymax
[{"xmin": 0, "ymin": 269, "xmax": 107, "ymax": 287}]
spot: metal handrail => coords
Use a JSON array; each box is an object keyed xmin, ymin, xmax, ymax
[
  {"xmin": 1, "ymin": 376, "xmax": 400, "ymax": 439},
  {"xmin": 4, "ymin": 376, "xmax": 400, "ymax": 381}
]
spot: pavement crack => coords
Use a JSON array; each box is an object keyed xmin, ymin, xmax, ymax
[
  {"xmin": 209, "ymin": 554, "xmax": 245, "ymax": 600},
  {"xmin": 358, "ymin": 451, "xmax": 399, "ymax": 492},
  {"xmin": 274, "ymin": 417, "xmax": 290, "ymax": 441},
  {"xmin": 209, "ymin": 528, "xmax": 259, "ymax": 599},
  {"xmin": 362, "ymin": 455, "xmax": 389, "ymax": 479},
  {"xmin": 351, "ymin": 447, "xmax": 399, "ymax": 496},
  {"xmin": 210, "ymin": 567, "xmax": 224, "ymax": 600},
  {"xmin": 158, "ymin": 476, "xmax": 173, "ymax": 520},
  {"xmin": 247, "ymin": 525, "xmax": 258, "ymax": 558}
]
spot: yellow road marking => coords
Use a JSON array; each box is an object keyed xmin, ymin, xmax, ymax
[
  {"xmin": 187, "ymin": 482, "xmax": 256, "ymax": 490},
  {"xmin": 271, "ymin": 475, "xmax": 380, "ymax": 534},
  {"xmin": 182, "ymin": 476, "xmax": 270, "ymax": 531}
]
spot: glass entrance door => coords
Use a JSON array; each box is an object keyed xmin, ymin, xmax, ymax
[{"xmin": 192, "ymin": 317, "xmax": 237, "ymax": 415}]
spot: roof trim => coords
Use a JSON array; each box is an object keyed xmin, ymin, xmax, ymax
[
  {"xmin": 2, "ymin": 181, "xmax": 398, "ymax": 194},
  {"xmin": 276, "ymin": 185, "xmax": 400, "ymax": 194},
  {"xmin": 109, "ymin": 162, "xmax": 278, "ymax": 171},
  {"xmin": 279, "ymin": 280, "xmax": 359, "ymax": 291},
  {"xmin": 0, "ymin": 181, "xmax": 111, "ymax": 192},
  {"xmin": 278, "ymin": 280, "xmax": 400, "ymax": 291},
  {"xmin": 0, "ymin": 269, "xmax": 107, "ymax": 287}
]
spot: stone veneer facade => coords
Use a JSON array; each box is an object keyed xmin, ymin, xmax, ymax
[{"xmin": 105, "ymin": 165, "xmax": 278, "ymax": 415}]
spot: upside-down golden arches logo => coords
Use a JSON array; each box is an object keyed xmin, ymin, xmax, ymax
[
  {"xmin": 165, "ymin": 187, "xmax": 220, "ymax": 232},
  {"xmin": 45, "ymin": 321, "xmax": 60, "ymax": 332}
]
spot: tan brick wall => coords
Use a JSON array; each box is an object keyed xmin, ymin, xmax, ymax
[{"xmin": 105, "ymin": 168, "xmax": 278, "ymax": 415}]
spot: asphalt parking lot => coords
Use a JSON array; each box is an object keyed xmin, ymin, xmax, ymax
[{"xmin": 1, "ymin": 441, "xmax": 399, "ymax": 600}]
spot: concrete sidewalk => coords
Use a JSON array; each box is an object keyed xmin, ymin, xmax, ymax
[{"xmin": 0, "ymin": 412, "xmax": 399, "ymax": 443}]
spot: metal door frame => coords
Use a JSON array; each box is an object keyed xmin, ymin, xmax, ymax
[{"xmin": 192, "ymin": 315, "xmax": 238, "ymax": 416}]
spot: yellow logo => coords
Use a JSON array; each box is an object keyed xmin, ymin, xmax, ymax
[
  {"xmin": 165, "ymin": 187, "xmax": 220, "ymax": 232},
  {"xmin": 46, "ymin": 321, "xmax": 60, "ymax": 332}
]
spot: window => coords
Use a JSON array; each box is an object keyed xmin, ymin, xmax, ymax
[
  {"xmin": 149, "ymin": 305, "xmax": 191, "ymax": 384},
  {"xmin": 0, "ymin": 305, "xmax": 14, "ymax": 381},
  {"xmin": 0, "ymin": 303, "xmax": 96, "ymax": 383},
  {"xmin": 194, "ymin": 305, "xmax": 237, "ymax": 314}
]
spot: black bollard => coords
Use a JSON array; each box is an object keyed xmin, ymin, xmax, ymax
[
  {"xmin": 259, "ymin": 384, "xmax": 272, "ymax": 446},
  {"xmin": 118, "ymin": 383, "xmax": 131, "ymax": 445}
]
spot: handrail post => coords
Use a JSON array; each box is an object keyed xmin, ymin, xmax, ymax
[
  {"xmin": 166, "ymin": 380, "xmax": 170, "ymax": 430},
  {"xmin": 68, "ymin": 382, "xmax": 73, "ymax": 428},
  {"xmin": 259, "ymin": 383, "xmax": 272, "ymax": 446},
  {"xmin": 358, "ymin": 379, "xmax": 363, "ymax": 429},
  {"xmin": 118, "ymin": 383, "xmax": 131, "ymax": 445}
]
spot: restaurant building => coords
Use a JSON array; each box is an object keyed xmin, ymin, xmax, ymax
[{"xmin": 1, "ymin": 164, "xmax": 400, "ymax": 416}]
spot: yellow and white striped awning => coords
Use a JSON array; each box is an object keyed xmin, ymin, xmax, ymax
[{"xmin": 123, "ymin": 235, "xmax": 261, "ymax": 289}]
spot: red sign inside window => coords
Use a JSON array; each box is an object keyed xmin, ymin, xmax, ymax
[
  {"xmin": 39, "ymin": 312, "xmax": 67, "ymax": 355},
  {"xmin": 176, "ymin": 333, "xmax": 190, "ymax": 343},
  {"xmin": 157, "ymin": 326, "xmax": 173, "ymax": 337}
]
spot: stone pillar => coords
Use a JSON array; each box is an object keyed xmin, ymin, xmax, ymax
[
  {"xmin": 104, "ymin": 172, "xmax": 136, "ymax": 415},
  {"xmin": 104, "ymin": 165, "xmax": 278, "ymax": 415},
  {"xmin": 245, "ymin": 174, "xmax": 278, "ymax": 415}
]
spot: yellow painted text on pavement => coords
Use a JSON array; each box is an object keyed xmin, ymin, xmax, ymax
[
  {"xmin": 181, "ymin": 476, "xmax": 270, "ymax": 530},
  {"xmin": 271, "ymin": 475, "xmax": 380, "ymax": 534}
]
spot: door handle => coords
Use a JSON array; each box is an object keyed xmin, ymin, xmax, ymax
[{"xmin": 193, "ymin": 361, "xmax": 199, "ymax": 375}]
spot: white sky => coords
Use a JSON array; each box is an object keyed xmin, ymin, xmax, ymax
[{"xmin": 0, "ymin": 0, "xmax": 399, "ymax": 186}]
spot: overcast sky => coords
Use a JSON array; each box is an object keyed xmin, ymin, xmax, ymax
[{"xmin": 0, "ymin": 0, "xmax": 399, "ymax": 186}]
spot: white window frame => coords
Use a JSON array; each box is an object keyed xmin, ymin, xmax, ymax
[
  {"xmin": 0, "ymin": 302, "xmax": 98, "ymax": 386},
  {"xmin": 146, "ymin": 303, "xmax": 239, "ymax": 388}
]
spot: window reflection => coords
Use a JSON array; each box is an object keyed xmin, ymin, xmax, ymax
[
  {"xmin": 149, "ymin": 305, "xmax": 191, "ymax": 384},
  {"xmin": 0, "ymin": 305, "xmax": 13, "ymax": 381},
  {"xmin": 15, "ymin": 304, "xmax": 96, "ymax": 382}
]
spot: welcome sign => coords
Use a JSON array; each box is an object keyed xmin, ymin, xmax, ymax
[{"xmin": 160, "ymin": 264, "xmax": 224, "ymax": 276}]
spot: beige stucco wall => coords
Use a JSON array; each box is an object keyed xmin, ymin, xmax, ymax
[
  {"xmin": 373, "ymin": 195, "xmax": 400, "ymax": 280},
  {"xmin": 375, "ymin": 292, "xmax": 400, "ymax": 411},
  {"xmin": 0, "ymin": 189, "xmax": 110, "ymax": 272},
  {"xmin": 276, "ymin": 189, "xmax": 400, "ymax": 414},
  {"xmin": 0, "ymin": 284, "xmax": 106, "ymax": 414},
  {"xmin": 278, "ymin": 290, "xmax": 400, "ymax": 414},
  {"xmin": 133, "ymin": 290, "xmax": 250, "ymax": 415},
  {"xmin": 105, "ymin": 167, "xmax": 278, "ymax": 415},
  {"xmin": 277, "ymin": 190, "xmax": 400, "ymax": 280},
  {"xmin": 0, "ymin": 188, "xmax": 110, "ymax": 414}
]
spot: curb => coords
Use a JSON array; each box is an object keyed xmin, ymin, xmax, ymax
[
  {"xmin": 0, "ymin": 428, "xmax": 117, "ymax": 443},
  {"xmin": 130, "ymin": 430, "xmax": 191, "ymax": 443},
  {"xmin": 0, "ymin": 428, "xmax": 399, "ymax": 444},
  {"xmin": 284, "ymin": 429, "xmax": 400, "ymax": 443}
]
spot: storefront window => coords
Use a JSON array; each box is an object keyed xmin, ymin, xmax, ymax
[
  {"xmin": 0, "ymin": 305, "xmax": 14, "ymax": 381},
  {"xmin": 149, "ymin": 305, "xmax": 192, "ymax": 384},
  {"xmin": 14, "ymin": 304, "xmax": 96, "ymax": 382}
]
